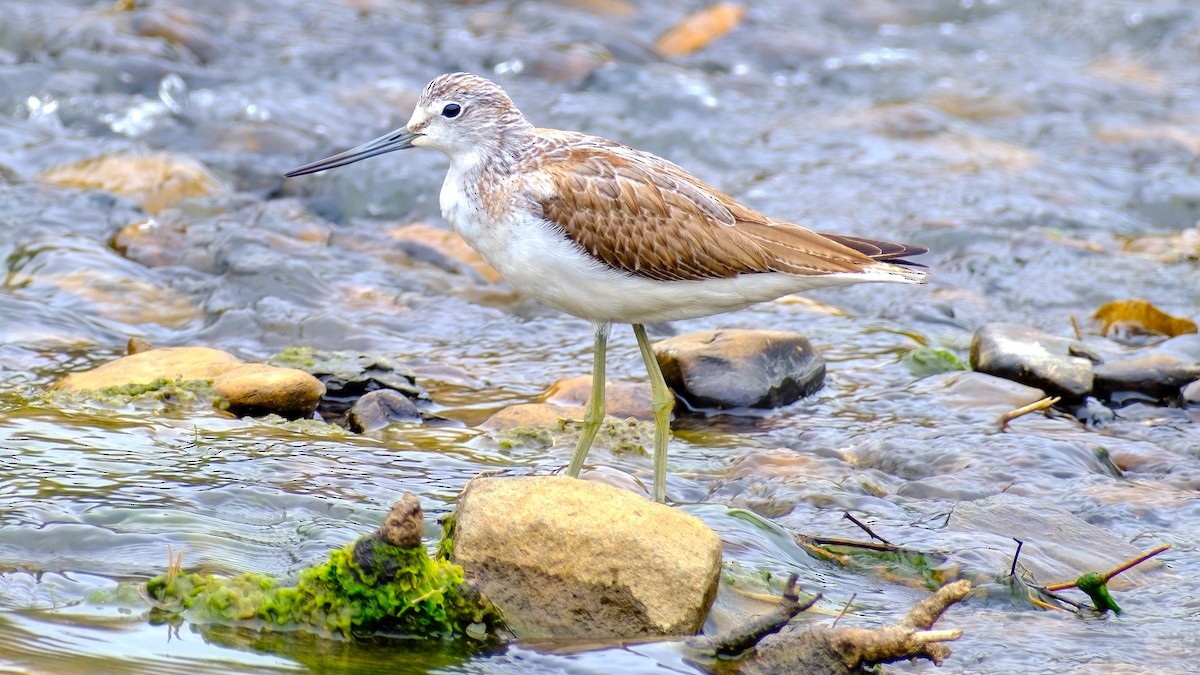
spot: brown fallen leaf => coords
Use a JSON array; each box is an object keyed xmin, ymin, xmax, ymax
[
  {"xmin": 1092, "ymin": 299, "xmax": 1197, "ymax": 338},
  {"xmin": 656, "ymin": 2, "xmax": 746, "ymax": 57}
]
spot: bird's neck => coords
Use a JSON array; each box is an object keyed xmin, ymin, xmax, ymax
[
  {"xmin": 447, "ymin": 122, "xmax": 538, "ymax": 217},
  {"xmin": 452, "ymin": 122, "xmax": 536, "ymax": 180}
]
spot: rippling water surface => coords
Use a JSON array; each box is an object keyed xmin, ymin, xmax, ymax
[{"xmin": 1, "ymin": 0, "xmax": 1198, "ymax": 672}]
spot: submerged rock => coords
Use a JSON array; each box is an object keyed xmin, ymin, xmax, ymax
[
  {"xmin": 387, "ymin": 222, "xmax": 502, "ymax": 283},
  {"xmin": 346, "ymin": 389, "xmax": 420, "ymax": 432},
  {"xmin": 39, "ymin": 153, "xmax": 226, "ymax": 214},
  {"xmin": 451, "ymin": 476, "xmax": 721, "ymax": 638},
  {"xmin": 543, "ymin": 374, "xmax": 653, "ymax": 420},
  {"xmin": 969, "ymin": 323, "xmax": 1096, "ymax": 399},
  {"xmin": 212, "ymin": 364, "xmax": 325, "ymax": 420},
  {"xmin": 949, "ymin": 493, "xmax": 1157, "ymax": 589},
  {"xmin": 653, "ymin": 329, "xmax": 825, "ymax": 409},
  {"xmin": 911, "ymin": 370, "xmax": 1047, "ymax": 414}
]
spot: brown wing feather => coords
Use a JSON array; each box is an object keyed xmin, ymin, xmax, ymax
[{"xmin": 538, "ymin": 145, "xmax": 918, "ymax": 281}]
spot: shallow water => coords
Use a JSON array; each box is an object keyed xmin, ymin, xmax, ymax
[{"xmin": 1, "ymin": 0, "xmax": 1198, "ymax": 672}]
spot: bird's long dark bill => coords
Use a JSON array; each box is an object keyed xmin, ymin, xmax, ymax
[{"xmin": 284, "ymin": 130, "xmax": 420, "ymax": 177}]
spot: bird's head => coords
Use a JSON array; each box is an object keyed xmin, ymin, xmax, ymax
[{"xmin": 284, "ymin": 72, "xmax": 530, "ymax": 177}]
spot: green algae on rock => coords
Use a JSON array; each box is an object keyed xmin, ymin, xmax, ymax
[
  {"xmin": 144, "ymin": 494, "xmax": 500, "ymax": 639},
  {"xmin": 900, "ymin": 347, "xmax": 969, "ymax": 377}
]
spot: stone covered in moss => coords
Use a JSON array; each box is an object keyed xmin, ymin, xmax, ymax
[{"xmin": 145, "ymin": 495, "xmax": 499, "ymax": 639}]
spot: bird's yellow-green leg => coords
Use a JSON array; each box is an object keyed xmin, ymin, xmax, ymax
[
  {"xmin": 567, "ymin": 322, "xmax": 611, "ymax": 478},
  {"xmin": 633, "ymin": 323, "xmax": 673, "ymax": 503}
]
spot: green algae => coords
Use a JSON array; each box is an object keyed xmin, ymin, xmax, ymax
[
  {"xmin": 145, "ymin": 536, "xmax": 499, "ymax": 639},
  {"xmin": 436, "ymin": 513, "xmax": 457, "ymax": 561},
  {"xmin": 496, "ymin": 416, "xmax": 650, "ymax": 457},
  {"xmin": 899, "ymin": 347, "xmax": 969, "ymax": 377},
  {"xmin": 42, "ymin": 377, "xmax": 220, "ymax": 414},
  {"xmin": 271, "ymin": 346, "xmax": 320, "ymax": 369}
]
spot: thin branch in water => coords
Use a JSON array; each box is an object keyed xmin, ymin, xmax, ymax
[
  {"xmin": 998, "ymin": 396, "xmax": 1061, "ymax": 430},
  {"xmin": 802, "ymin": 535, "xmax": 898, "ymax": 552},
  {"xmin": 707, "ymin": 572, "xmax": 823, "ymax": 657},
  {"xmin": 1103, "ymin": 544, "xmax": 1170, "ymax": 582},
  {"xmin": 1009, "ymin": 538, "xmax": 1024, "ymax": 577},
  {"xmin": 832, "ymin": 592, "xmax": 856, "ymax": 627},
  {"xmin": 1029, "ymin": 586, "xmax": 1084, "ymax": 611},
  {"xmin": 843, "ymin": 512, "xmax": 892, "ymax": 545},
  {"xmin": 1044, "ymin": 543, "xmax": 1170, "ymax": 592}
]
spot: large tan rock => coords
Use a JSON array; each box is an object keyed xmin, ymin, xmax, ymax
[
  {"xmin": 54, "ymin": 346, "xmax": 242, "ymax": 392},
  {"xmin": 452, "ymin": 476, "xmax": 721, "ymax": 638},
  {"xmin": 213, "ymin": 364, "xmax": 325, "ymax": 419}
]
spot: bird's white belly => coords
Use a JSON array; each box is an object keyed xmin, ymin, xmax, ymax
[{"xmin": 443, "ymin": 200, "xmax": 891, "ymax": 324}]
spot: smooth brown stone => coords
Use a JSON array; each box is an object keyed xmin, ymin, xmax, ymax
[{"xmin": 213, "ymin": 364, "xmax": 325, "ymax": 419}]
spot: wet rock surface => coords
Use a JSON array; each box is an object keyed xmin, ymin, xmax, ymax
[
  {"xmin": 970, "ymin": 322, "xmax": 1200, "ymax": 406},
  {"xmin": 212, "ymin": 364, "xmax": 325, "ymax": 420},
  {"xmin": 653, "ymin": 329, "xmax": 825, "ymax": 409},
  {"xmin": 970, "ymin": 323, "xmax": 1096, "ymax": 399},
  {"xmin": 1093, "ymin": 353, "xmax": 1200, "ymax": 400},
  {"xmin": 479, "ymin": 403, "xmax": 584, "ymax": 431},
  {"xmin": 452, "ymin": 476, "xmax": 721, "ymax": 638},
  {"xmin": 345, "ymin": 389, "xmax": 420, "ymax": 432}
]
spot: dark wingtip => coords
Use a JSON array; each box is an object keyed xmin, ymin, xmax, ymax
[{"xmin": 819, "ymin": 233, "xmax": 928, "ymax": 267}]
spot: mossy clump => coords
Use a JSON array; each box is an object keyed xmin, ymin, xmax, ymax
[
  {"xmin": 145, "ymin": 496, "xmax": 500, "ymax": 639},
  {"xmin": 899, "ymin": 347, "xmax": 969, "ymax": 377},
  {"xmin": 270, "ymin": 346, "xmax": 319, "ymax": 369},
  {"xmin": 46, "ymin": 377, "xmax": 218, "ymax": 413}
]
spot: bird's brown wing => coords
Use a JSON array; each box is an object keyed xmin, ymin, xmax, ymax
[{"xmin": 537, "ymin": 145, "xmax": 878, "ymax": 282}]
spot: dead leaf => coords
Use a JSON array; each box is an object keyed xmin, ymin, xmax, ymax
[
  {"xmin": 657, "ymin": 2, "xmax": 746, "ymax": 57},
  {"xmin": 1093, "ymin": 299, "xmax": 1197, "ymax": 338}
]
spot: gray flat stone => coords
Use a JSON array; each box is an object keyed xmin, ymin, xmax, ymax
[{"xmin": 970, "ymin": 323, "xmax": 1095, "ymax": 398}]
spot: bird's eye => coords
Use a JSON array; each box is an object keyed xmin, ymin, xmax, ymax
[{"xmin": 441, "ymin": 103, "xmax": 462, "ymax": 118}]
